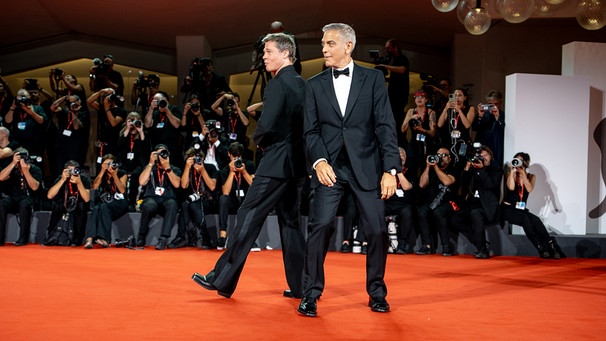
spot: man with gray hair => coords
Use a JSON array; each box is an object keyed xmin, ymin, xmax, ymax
[{"xmin": 193, "ymin": 32, "xmax": 307, "ymax": 299}]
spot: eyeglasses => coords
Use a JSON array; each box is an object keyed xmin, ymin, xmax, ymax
[{"xmin": 437, "ymin": 153, "xmax": 450, "ymax": 158}]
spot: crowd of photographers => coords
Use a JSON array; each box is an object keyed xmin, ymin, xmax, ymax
[{"xmin": 0, "ymin": 43, "xmax": 564, "ymax": 259}]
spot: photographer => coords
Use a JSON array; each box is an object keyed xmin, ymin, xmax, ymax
[
  {"xmin": 473, "ymin": 90, "xmax": 505, "ymax": 167},
  {"xmin": 180, "ymin": 58, "xmax": 231, "ymax": 111},
  {"xmin": 401, "ymin": 89, "xmax": 438, "ymax": 177},
  {"xmin": 84, "ymin": 154, "xmax": 128, "ymax": 249},
  {"xmin": 49, "ymin": 68, "xmax": 87, "ymax": 110},
  {"xmin": 50, "ymin": 94, "xmax": 89, "ymax": 176},
  {"xmin": 210, "ymin": 92, "xmax": 249, "ymax": 146},
  {"xmin": 216, "ymin": 142, "xmax": 254, "ymax": 250},
  {"xmin": 181, "ymin": 94, "xmax": 207, "ymax": 152},
  {"xmin": 0, "ymin": 148, "xmax": 42, "ymax": 246},
  {"xmin": 416, "ymin": 147, "xmax": 457, "ymax": 256},
  {"xmin": 117, "ymin": 112, "xmax": 151, "ymax": 209},
  {"xmin": 3, "ymin": 89, "xmax": 47, "ymax": 159},
  {"xmin": 502, "ymin": 152, "xmax": 565, "ymax": 259},
  {"xmin": 89, "ymin": 54, "xmax": 124, "ymax": 95},
  {"xmin": 437, "ymin": 88, "xmax": 476, "ymax": 162},
  {"xmin": 131, "ymin": 73, "xmax": 160, "ymax": 114},
  {"xmin": 374, "ymin": 39, "xmax": 409, "ymax": 147},
  {"xmin": 451, "ymin": 145, "xmax": 502, "ymax": 259},
  {"xmin": 144, "ymin": 92, "xmax": 182, "ymax": 164},
  {"xmin": 199, "ymin": 120, "xmax": 229, "ymax": 171},
  {"xmin": 168, "ymin": 147, "xmax": 217, "ymax": 249},
  {"xmin": 43, "ymin": 160, "xmax": 91, "ymax": 246},
  {"xmin": 87, "ymin": 88, "xmax": 127, "ymax": 158},
  {"xmin": 136, "ymin": 144, "xmax": 182, "ymax": 250}
]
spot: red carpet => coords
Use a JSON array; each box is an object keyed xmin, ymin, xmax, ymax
[{"xmin": 1, "ymin": 245, "xmax": 605, "ymax": 340}]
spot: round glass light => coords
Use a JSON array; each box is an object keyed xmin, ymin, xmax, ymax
[
  {"xmin": 432, "ymin": 0, "xmax": 460, "ymax": 13},
  {"xmin": 576, "ymin": 0, "xmax": 606, "ymax": 30},
  {"xmin": 464, "ymin": 6, "xmax": 492, "ymax": 35},
  {"xmin": 533, "ymin": 0, "xmax": 566, "ymax": 17},
  {"xmin": 497, "ymin": 0, "xmax": 535, "ymax": 23},
  {"xmin": 545, "ymin": 0, "xmax": 566, "ymax": 4},
  {"xmin": 457, "ymin": 0, "xmax": 489, "ymax": 24}
]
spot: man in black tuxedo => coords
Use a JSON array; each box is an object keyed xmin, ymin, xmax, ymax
[
  {"xmin": 192, "ymin": 32, "xmax": 307, "ymax": 298},
  {"xmin": 297, "ymin": 23, "xmax": 401, "ymax": 317}
]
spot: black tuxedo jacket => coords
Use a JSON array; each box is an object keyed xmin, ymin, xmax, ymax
[
  {"xmin": 253, "ymin": 65, "xmax": 307, "ymax": 180},
  {"xmin": 304, "ymin": 63, "xmax": 401, "ymax": 190}
]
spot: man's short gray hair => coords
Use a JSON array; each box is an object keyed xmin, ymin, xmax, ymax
[{"xmin": 322, "ymin": 23, "xmax": 356, "ymax": 50}]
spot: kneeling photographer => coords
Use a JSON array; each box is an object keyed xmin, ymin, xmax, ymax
[
  {"xmin": 168, "ymin": 147, "xmax": 218, "ymax": 249},
  {"xmin": 84, "ymin": 154, "xmax": 129, "ymax": 249},
  {"xmin": 451, "ymin": 144, "xmax": 502, "ymax": 259},
  {"xmin": 43, "ymin": 161, "xmax": 91, "ymax": 246}
]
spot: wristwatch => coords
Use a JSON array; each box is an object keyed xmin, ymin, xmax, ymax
[
  {"xmin": 386, "ymin": 168, "xmax": 397, "ymax": 176},
  {"xmin": 164, "ymin": 168, "xmax": 172, "ymax": 173}
]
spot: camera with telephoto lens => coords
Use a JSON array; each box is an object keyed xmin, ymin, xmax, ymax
[
  {"xmin": 409, "ymin": 118, "xmax": 421, "ymax": 128},
  {"xmin": 69, "ymin": 101, "xmax": 79, "ymax": 110},
  {"xmin": 115, "ymin": 235, "xmax": 136, "ymax": 248},
  {"xmin": 206, "ymin": 120, "xmax": 221, "ymax": 138},
  {"xmin": 52, "ymin": 68, "xmax": 64, "ymax": 77},
  {"xmin": 226, "ymin": 98, "xmax": 236, "ymax": 107},
  {"xmin": 427, "ymin": 154, "xmax": 441, "ymax": 164},
  {"xmin": 157, "ymin": 99, "xmax": 168, "ymax": 109},
  {"xmin": 189, "ymin": 57, "xmax": 212, "ymax": 87},
  {"xmin": 234, "ymin": 158, "xmax": 243, "ymax": 168},
  {"xmin": 91, "ymin": 58, "xmax": 110, "ymax": 75},
  {"xmin": 107, "ymin": 93, "xmax": 124, "ymax": 105},
  {"xmin": 511, "ymin": 158, "xmax": 523, "ymax": 168},
  {"xmin": 15, "ymin": 95, "xmax": 32, "ymax": 107},
  {"xmin": 133, "ymin": 119, "xmax": 142, "ymax": 128},
  {"xmin": 193, "ymin": 154, "xmax": 203, "ymax": 165},
  {"xmin": 468, "ymin": 142, "xmax": 484, "ymax": 164},
  {"xmin": 481, "ymin": 104, "xmax": 494, "ymax": 112},
  {"xmin": 110, "ymin": 161, "xmax": 121, "ymax": 169},
  {"xmin": 190, "ymin": 102, "xmax": 200, "ymax": 112},
  {"xmin": 17, "ymin": 151, "xmax": 31, "ymax": 163},
  {"xmin": 156, "ymin": 150, "xmax": 169, "ymax": 160},
  {"xmin": 187, "ymin": 193, "xmax": 201, "ymax": 203},
  {"xmin": 70, "ymin": 167, "xmax": 82, "ymax": 176}
]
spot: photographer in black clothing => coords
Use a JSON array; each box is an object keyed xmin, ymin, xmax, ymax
[
  {"xmin": 87, "ymin": 88, "xmax": 127, "ymax": 159},
  {"xmin": 89, "ymin": 54, "xmax": 124, "ymax": 95},
  {"xmin": 131, "ymin": 73, "xmax": 160, "ymax": 114},
  {"xmin": 50, "ymin": 94, "xmax": 89, "ymax": 176},
  {"xmin": 168, "ymin": 147, "xmax": 217, "ymax": 249},
  {"xmin": 451, "ymin": 145, "xmax": 502, "ymax": 259},
  {"xmin": 144, "ymin": 92, "xmax": 182, "ymax": 164},
  {"xmin": 0, "ymin": 148, "xmax": 42, "ymax": 246},
  {"xmin": 180, "ymin": 58, "xmax": 232, "ymax": 112},
  {"xmin": 181, "ymin": 94, "xmax": 207, "ymax": 153},
  {"xmin": 211, "ymin": 92, "xmax": 249, "ymax": 147},
  {"xmin": 3, "ymin": 89, "xmax": 47, "ymax": 159}
]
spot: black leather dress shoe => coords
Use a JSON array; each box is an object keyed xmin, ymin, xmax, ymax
[
  {"xmin": 297, "ymin": 297, "xmax": 317, "ymax": 317},
  {"xmin": 192, "ymin": 272, "xmax": 232, "ymax": 298},
  {"xmin": 283, "ymin": 289, "xmax": 302, "ymax": 299},
  {"xmin": 368, "ymin": 297, "xmax": 390, "ymax": 313},
  {"xmin": 14, "ymin": 240, "xmax": 27, "ymax": 246}
]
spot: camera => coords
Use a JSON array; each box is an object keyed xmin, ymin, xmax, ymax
[
  {"xmin": 511, "ymin": 158, "xmax": 523, "ymax": 168},
  {"xmin": 481, "ymin": 104, "xmax": 494, "ymax": 111},
  {"xmin": 91, "ymin": 58, "xmax": 110, "ymax": 77},
  {"xmin": 69, "ymin": 101, "xmax": 79, "ymax": 110},
  {"xmin": 419, "ymin": 73, "xmax": 439, "ymax": 94},
  {"xmin": 107, "ymin": 93, "xmax": 124, "ymax": 105},
  {"xmin": 187, "ymin": 193, "xmax": 201, "ymax": 203},
  {"xmin": 206, "ymin": 120, "xmax": 221, "ymax": 138},
  {"xmin": 193, "ymin": 154, "xmax": 203, "ymax": 165},
  {"xmin": 24, "ymin": 78, "xmax": 39, "ymax": 91},
  {"xmin": 156, "ymin": 149, "xmax": 169, "ymax": 160},
  {"xmin": 52, "ymin": 68, "xmax": 64, "ymax": 77},
  {"xmin": 157, "ymin": 99, "xmax": 168, "ymax": 109},
  {"xmin": 17, "ymin": 151, "xmax": 31, "ymax": 163},
  {"xmin": 409, "ymin": 118, "xmax": 421, "ymax": 129},
  {"xmin": 110, "ymin": 161, "xmax": 121, "ymax": 169},
  {"xmin": 189, "ymin": 57, "xmax": 212, "ymax": 86},
  {"xmin": 468, "ymin": 142, "xmax": 484, "ymax": 164},
  {"xmin": 427, "ymin": 154, "xmax": 441, "ymax": 164},
  {"xmin": 70, "ymin": 167, "xmax": 82, "ymax": 176},
  {"xmin": 15, "ymin": 95, "xmax": 31, "ymax": 107},
  {"xmin": 115, "ymin": 236, "xmax": 136, "ymax": 248},
  {"xmin": 449, "ymin": 93, "xmax": 456, "ymax": 102},
  {"xmin": 369, "ymin": 49, "xmax": 390, "ymax": 64},
  {"xmin": 234, "ymin": 158, "xmax": 243, "ymax": 168},
  {"xmin": 225, "ymin": 98, "xmax": 236, "ymax": 107},
  {"xmin": 133, "ymin": 119, "xmax": 142, "ymax": 128},
  {"xmin": 190, "ymin": 102, "xmax": 200, "ymax": 112}
]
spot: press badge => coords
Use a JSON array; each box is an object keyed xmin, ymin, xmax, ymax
[
  {"xmin": 97, "ymin": 156, "xmax": 103, "ymax": 164},
  {"xmin": 416, "ymin": 134, "xmax": 425, "ymax": 142},
  {"xmin": 229, "ymin": 133, "xmax": 237, "ymax": 140},
  {"xmin": 63, "ymin": 129, "xmax": 72, "ymax": 137},
  {"xmin": 156, "ymin": 122, "xmax": 165, "ymax": 129},
  {"xmin": 155, "ymin": 187, "xmax": 165, "ymax": 196},
  {"xmin": 192, "ymin": 131, "xmax": 199, "ymax": 138},
  {"xmin": 451, "ymin": 130, "xmax": 461, "ymax": 138},
  {"xmin": 515, "ymin": 201, "xmax": 526, "ymax": 210},
  {"xmin": 238, "ymin": 189, "xmax": 245, "ymax": 197},
  {"xmin": 114, "ymin": 193, "xmax": 125, "ymax": 200},
  {"xmin": 17, "ymin": 122, "xmax": 26, "ymax": 130},
  {"xmin": 127, "ymin": 152, "xmax": 134, "ymax": 160},
  {"xmin": 396, "ymin": 189, "xmax": 404, "ymax": 197}
]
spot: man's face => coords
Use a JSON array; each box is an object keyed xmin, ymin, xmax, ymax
[
  {"xmin": 263, "ymin": 41, "xmax": 287, "ymax": 73},
  {"xmin": 480, "ymin": 150, "xmax": 492, "ymax": 166},
  {"xmin": 103, "ymin": 57, "xmax": 114, "ymax": 70},
  {"xmin": 321, "ymin": 30, "xmax": 352, "ymax": 69},
  {"xmin": 384, "ymin": 42, "xmax": 395, "ymax": 56},
  {"xmin": 437, "ymin": 148, "xmax": 451, "ymax": 168},
  {"xmin": 487, "ymin": 98, "xmax": 502, "ymax": 110}
]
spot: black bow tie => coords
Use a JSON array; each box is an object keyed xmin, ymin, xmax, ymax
[{"xmin": 333, "ymin": 67, "xmax": 350, "ymax": 79}]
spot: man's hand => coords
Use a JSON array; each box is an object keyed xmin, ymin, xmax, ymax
[
  {"xmin": 380, "ymin": 173, "xmax": 396, "ymax": 200},
  {"xmin": 315, "ymin": 161, "xmax": 336, "ymax": 187}
]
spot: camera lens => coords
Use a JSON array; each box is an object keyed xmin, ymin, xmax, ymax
[
  {"xmin": 511, "ymin": 159, "xmax": 521, "ymax": 168},
  {"xmin": 234, "ymin": 158, "xmax": 243, "ymax": 168},
  {"xmin": 133, "ymin": 120, "xmax": 142, "ymax": 128},
  {"xmin": 70, "ymin": 167, "xmax": 81, "ymax": 175},
  {"xmin": 226, "ymin": 99, "xmax": 235, "ymax": 107},
  {"xmin": 158, "ymin": 99, "xmax": 168, "ymax": 108},
  {"xmin": 190, "ymin": 102, "xmax": 200, "ymax": 111}
]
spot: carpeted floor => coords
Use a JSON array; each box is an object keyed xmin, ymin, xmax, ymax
[{"xmin": 1, "ymin": 245, "xmax": 605, "ymax": 340}]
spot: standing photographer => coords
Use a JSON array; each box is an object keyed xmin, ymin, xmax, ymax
[
  {"xmin": 136, "ymin": 144, "xmax": 182, "ymax": 250},
  {"xmin": 117, "ymin": 112, "xmax": 151, "ymax": 209},
  {"xmin": 87, "ymin": 88, "xmax": 127, "ymax": 158},
  {"xmin": 180, "ymin": 58, "xmax": 231, "ymax": 112},
  {"xmin": 473, "ymin": 90, "xmax": 505, "ymax": 167},
  {"xmin": 181, "ymin": 94, "xmax": 207, "ymax": 152},
  {"xmin": 43, "ymin": 160, "xmax": 91, "ymax": 246},
  {"xmin": 451, "ymin": 145, "xmax": 502, "ymax": 259},
  {"xmin": 401, "ymin": 89, "xmax": 438, "ymax": 178},
  {"xmin": 50, "ymin": 94, "xmax": 89, "ymax": 176},
  {"xmin": 0, "ymin": 148, "xmax": 42, "ymax": 246},
  {"xmin": 200, "ymin": 120, "xmax": 229, "ymax": 171},
  {"xmin": 168, "ymin": 147, "xmax": 217, "ymax": 249},
  {"xmin": 84, "ymin": 154, "xmax": 129, "ymax": 249},
  {"xmin": 89, "ymin": 54, "xmax": 124, "ymax": 96},
  {"xmin": 131, "ymin": 74, "xmax": 160, "ymax": 114},
  {"xmin": 3, "ymin": 89, "xmax": 47, "ymax": 159},
  {"xmin": 502, "ymin": 152, "xmax": 565, "ymax": 259},
  {"xmin": 211, "ymin": 92, "xmax": 249, "ymax": 146},
  {"xmin": 144, "ymin": 92, "xmax": 182, "ymax": 164}
]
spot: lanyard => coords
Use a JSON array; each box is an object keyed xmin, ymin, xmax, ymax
[
  {"xmin": 193, "ymin": 169, "xmax": 205, "ymax": 194},
  {"xmin": 66, "ymin": 111, "xmax": 74, "ymax": 130},
  {"xmin": 106, "ymin": 173, "xmax": 116, "ymax": 193},
  {"xmin": 517, "ymin": 178, "xmax": 525, "ymax": 202},
  {"xmin": 129, "ymin": 134, "xmax": 135, "ymax": 152},
  {"xmin": 229, "ymin": 115, "xmax": 238, "ymax": 133},
  {"xmin": 156, "ymin": 167, "xmax": 165, "ymax": 186}
]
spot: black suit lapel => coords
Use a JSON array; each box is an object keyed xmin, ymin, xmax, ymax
[
  {"xmin": 319, "ymin": 69, "xmax": 343, "ymax": 119},
  {"xmin": 343, "ymin": 64, "xmax": 366, "ymax": 119}
]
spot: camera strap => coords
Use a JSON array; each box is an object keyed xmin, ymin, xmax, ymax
[
  {"xmin": 193, "ymin": 169, "xmax": 205, "ymax": 195},
  {"xmin": 64, "ymin": 182, "xmax": 79, "ymax": 210}
]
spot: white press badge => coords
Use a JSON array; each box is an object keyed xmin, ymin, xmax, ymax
[
  {"xmin": 416, "ymin": 134, "xmax": 426, "ymax": 142},
  {"xmin": 396, "ymin": 189, "xmax": 404, "ymax": 197},
  {"xmin": 238, "ymin": 189, "xmax": 245, "ymax": 197},
  {"xmin": 229, "ymin": 133, "xmax": 237, "ymax": 140},
  {"xmin": 17, "ymin": 122, "xmax": 26, "ymax": 130},
  {"xmin": 156, "ymin": 122, "xmax": 165, "ymax": 129},
  {"xmin": 97, "ymin": 156, "xmax": 103, "ymax": 164},
  {"xmin": 451, "ymin": 130, "xmax": 461, "ymax": 139},
  {"xmin": 127, "ymin": 152, "xmax": 135, "ymax": 160},
  {"xmin": 192, "ymin": 131, "xmax": 199, "ymax": 138},
  {"xmin": 155, "ymin": 187, "xmax": 165, "ymax": 196},
  {"xmin": 63, "ymin": 129, "xmax": 72, "ymax": 137},
  {"xmin": 114, "ymin": 193, "xmax": 125, "ymax": 200},
  {"xmin": 515, "ymin": 201, "xmax": 526, "ymax": 210}
]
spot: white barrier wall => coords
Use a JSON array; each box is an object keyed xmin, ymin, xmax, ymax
[{"xmin": 505, "ymin": 73, "xmax": 591, "ymax": 235}]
